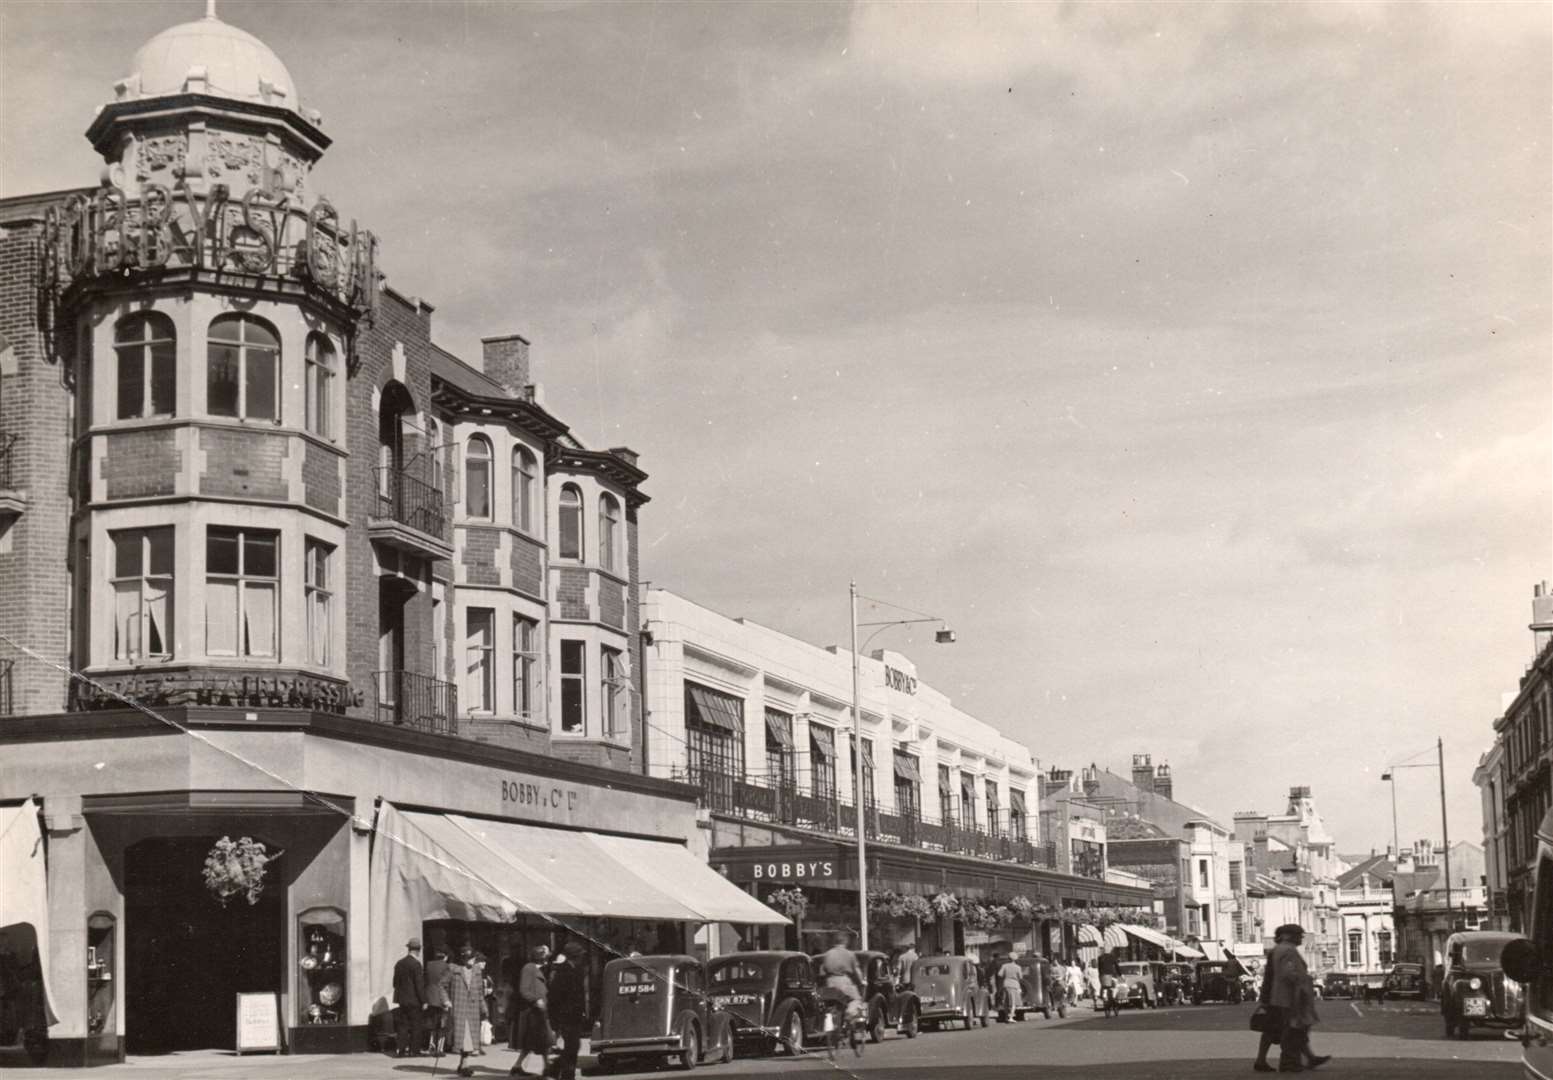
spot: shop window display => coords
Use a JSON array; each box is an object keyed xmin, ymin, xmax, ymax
[
  {"xmin": 86, "ymin": 912, "xmax": 116, "ymax": 1037},
  {"xmin": 297, "ymin": 907, "xmax": 346, "ymax": 1026}
]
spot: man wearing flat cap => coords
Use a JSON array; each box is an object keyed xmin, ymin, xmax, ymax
[
  {"xmin": 1268, "ymin": 924, "xmax": 1329, "ymax": 1073},
  {"xmin": 393, "ymin": 937, "xmax": 427, "ymax": 1058}
]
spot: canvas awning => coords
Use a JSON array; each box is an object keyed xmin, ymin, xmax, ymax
[
  {"xmin": 369, "ymin": 804, "xmax": 787, "ymax": 1008},
  {"xmin": 1121, "ymin": 923, "xmax": 1176, "ymax": 950},
  {"xmin": 764, "ymin": 709, "xmax": 793, "ymax": 749},
  {"xmin": 850, "ymin": 736, "xmax": 875, "ymax": 773},
  {"xmin": 1200, "ymin": 940, "xmax": 1228, "ymax": 962},
  {"xmin": 810, "ymin": 724, "xmax": 836, "ymax": 759},
  {"xmin": 1170, "ymin": 941, "xmax": 1206, "ymax": 958},
  {"xmin": 686, "ymin": 683, "xmax": 743, "ymax": 734},
  {"xmin": 0, "ymin": 799, "xmax": 57, "ymax": 1027},
  {"xmin": 1102, "ymin": 924, "xmax": 1129, "ymax": 950},
  {"xmin": 1077, "ymin": 924, "xmax": 1103, "ymax": 945},
  {"xmin": 893, "ymin": 753, "xmax": 922, "ymax": 783}
]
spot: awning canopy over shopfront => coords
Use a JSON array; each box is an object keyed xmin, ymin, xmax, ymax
[
  {"xmin": 370, "ymin": 804, "xmax": 786, "ymax": 1009},
  {"xmin": 686, "ymin": 683, "xmax": 743, "ymax": 734},
  {"xmin": 893, "ymin": 753, "xmax": 922, "ymax": 783},
  {"xmin": 1171, "ymin": 942, "xmax": 1206, "ymax": 958},
  {"xmin": 764, "ymin": 709, "xmax": 794, "ymax": 749},
  {"xmin": 1200, "ymin": 940, "xmax": 1228, "ymax": 962},
  {"xmin": 0, "ymin": 799, "xmax": 57, "ymax": 1027},
  {"xmin": 810, "ymin": 723, "xmax": 836, "ymax": 759},
  {"xmin": 1120, "ymin": 923, "xmax": 1176, "ymax": 951}
]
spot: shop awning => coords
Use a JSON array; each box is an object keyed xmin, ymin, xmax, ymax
[
  {"xmin": 764, "ymin": 709, "xmax": 793, "ymax": 750},
  {"xmin": 893, "ymin": 753, "xmax": 922, "ymax": 783},
  {"xmin": 588, "ymin": 834, "xmax": 787, "ymax": 926},
  {"xmin": 1077, "ymin": 924, "xmax": 1103, "ymax": 945},
  {"xmin": 1170, "ymin": 941, "xmax": 1206, "ymax": 958},
  {"xmin": 1102, "ymin": 924, "xmax": 1129, "ymax": 950},
  {"xmin": 1121, "ymin": 923, "xmax": 1176, "ymax": 950},
  {"xmin": 686, "ymin": 683, "xmax": 743, "ymax": 734},
  {"xmin": 810, "ymin": 724, "xmax": 836, "ymax": 759},
  {"xmin": 1200, "ymin": 940, "xmax": 1228, "ymax": 962},
  {"xmin": 0, "ymin": 799, "xmax": 57, "ymax": 1027},
  {"xmin": 850, "ymin": 736, "xmax": 875, "ymax": 773}
]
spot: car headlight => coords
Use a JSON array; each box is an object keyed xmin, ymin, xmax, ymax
[{"xmin": 1469, "ymin": 977, "xmax": 1482, "ymax": 991}]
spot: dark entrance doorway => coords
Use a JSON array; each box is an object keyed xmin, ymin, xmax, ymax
[{"xmin": 124, "ymin": 836, "xmax": 284, "ymax": 1053}]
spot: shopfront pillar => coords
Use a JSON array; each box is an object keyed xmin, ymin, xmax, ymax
[
  {"xmin": 43, "ymin": 795, "xmax": 87, "ymax": 1059},
  {"xmin": 348, "ymin": 815, "xmax": 373, "ymax": 1035}
]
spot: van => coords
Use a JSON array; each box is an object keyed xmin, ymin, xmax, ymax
[{"xmin": 1499, "ymin": 807, "xmax": 1553, "ymax": 1077}]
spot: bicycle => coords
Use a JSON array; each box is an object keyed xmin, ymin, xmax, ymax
[{"xmin": 819, "ymin": 994, "xmax": 867, "ymax": 1059}]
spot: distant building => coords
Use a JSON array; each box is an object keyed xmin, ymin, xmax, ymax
[
  {"xmin": 1392, "ymin": 839, "xmax": 1488, "ymax": 970},
  {"xmin": 1474, "ymin": 736, "xmax": 1511, "ymax": 930},
  {"xmin": 1234, "ymin": 787, "xmax": 1346, "ymax": 973},
  {"xmin": 1335, "ymin": 854, "xmax": 1396, "ymax": 977}
]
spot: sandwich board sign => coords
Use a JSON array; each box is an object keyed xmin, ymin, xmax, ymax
[{"xmin": 235, "ymin": 992, "xmax": 281, "ymax": 1054}]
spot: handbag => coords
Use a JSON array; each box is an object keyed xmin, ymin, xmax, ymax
[
  {"xmin": 1249, "ymin": 1005, "xmax": 1271, "ymax": 1033},
  {"xmin": 480, "ymin": 1018, "xmax": 493, "ymax": 1045}
]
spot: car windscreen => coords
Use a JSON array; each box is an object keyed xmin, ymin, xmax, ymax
[
  {"xmin": 1119, "ymin": 964, "xmax": 1148, "ymax": 974},
  {"xmin": 710, "ymin": 962, "xmax": 765, "ymax": 984},
  {"xmin": 918, "ymin": 962, "xmax": 952, "ymax": 977},
  {"xmin": 1460, "ymin": 939, "xmax": 1518, "ymax": 965}
]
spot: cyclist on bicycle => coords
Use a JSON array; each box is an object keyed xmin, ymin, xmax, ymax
[
  {"xmin": 1096, "ymin": 947, "xmax": 1123, "ymax": 1015},
  {"xmin": 817, "ymin": 932, "xmax": 866, "ymax": 1024}
]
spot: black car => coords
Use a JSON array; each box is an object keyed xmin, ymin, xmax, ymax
[
  {"xmin": 808, "ymin": 950, "xmax": 922, "ymax": 1041},
  {"xmin": 1384, "ymin": 962, "xmax": 1427, "ymax": 1001},
  {"xmin": 1441, "ymin": 932, "xmax": 1526, "ymax": 1039},
  {"xmin": 1320, "ymin": 973, "xmax": 1353, "ymax": 999},
  {"xmin": 707, "ymin": 951, "xmax": 827, "ymax": 1056},
  {"xmin": 1194, "ymin": 961, "xmax": 1246, "ymax": 1004}
]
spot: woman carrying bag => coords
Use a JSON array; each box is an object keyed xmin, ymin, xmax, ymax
[{"xmin": 509, "ymin": 945, "xmax": 552, "ymax": 1078}]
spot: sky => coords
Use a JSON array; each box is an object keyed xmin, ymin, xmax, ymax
[{"xmin": 3, "ymin": 0, "xmax": 1549, "ymax": 857}]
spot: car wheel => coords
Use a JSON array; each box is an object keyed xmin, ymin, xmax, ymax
[
  {"xmin": 677, "ymin": 1024, "xmax": 700, "ymax": 1071},
  {"xmin": 869, "ymin": 1002, "xmax": 886, "ymax": 1044},
  {"xmin": 771, "ymin": 1001, "xmax": 804, "ymax": 1056},
  {"xmin": 902, "ymin": 1005, "xmax": 919, "ymax": 1039}
]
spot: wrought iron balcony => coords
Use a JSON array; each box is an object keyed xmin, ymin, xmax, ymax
[
  {"xmin": 369, "ymin": 466, "xmax": 452, "ymax": 559},
  {"xmin": 373, "ymin": 670, "xmax": 458, "ymax": 737},
  {"xmin": 676, "ymin": 767, "xmax": 1054, "ymax": 868}
]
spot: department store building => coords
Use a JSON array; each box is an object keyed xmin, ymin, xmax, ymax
[{"xmin": 0, "ymin": 10, "xmax": 777, "ymax": 1067}]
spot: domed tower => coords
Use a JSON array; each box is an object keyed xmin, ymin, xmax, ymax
[{"xmin": 42, "ymin": 3, "xmax": 376, "ymax": 714}]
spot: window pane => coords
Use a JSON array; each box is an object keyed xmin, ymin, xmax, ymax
[
  {"xmin": 206, "ymin": 529, "xmax": 239, "ymax": 575},
  {"xmin": 467, "ymin": 462, "xmax": 489, "ymax": 518},
  {"xmin": 114, "ymin": 581, "xmax": 139, "ymax": 660},
  {"xmin": 209, "ymin": 317, "xmax": 242, "ymax": 343},
  {"xmin": 149, "ymin": 342, "xmax": 175, "ymax": 416},
  {"xmin": 116, "ymin": 345, "xmax": 144, "ymax": 418},
  {"xmin": 144, "ymin": 580, "xmax": 169, "ymax": 658},
  {"xmin": 561, "ymin": 640, "xmax": 584, "ymax": 675},
  {"xmin": 146, "ymin": 527, "xmax": 174, "ymax": 577},
  {"xmin": 309, "ymin": 593, "xmax": 330, "ymax": 666},
  {"xmin": 114, "ymin": 532, "xmax": 142, "ymax": 578},
  {"xmin": 561, "ymin": 677, "xmax": 583, "ymax": 733},
  {"xmin": 559, "ymin": 490, "xmax": 580, "ymax": 559},
  {"xmin": 246, "ymin": 346, "xmax": 277, "ymax": 420},
  {"xmin": 244, "ymin": 320, "xmax": 279, "ymax": 350},
  {"xmin": 208, "ymin": 342, "xmax": 240, "ymax": 416},
  {"xmin": 244, "ymin": 533, "xmax": 278, "ymax": 577},
  {"xmin": 244, "ymin": 581, "xmax": 276, "ymax": 656},
  {"xmin": 206, "ymin": 579, "xmax": 237, "ymax": 654}
]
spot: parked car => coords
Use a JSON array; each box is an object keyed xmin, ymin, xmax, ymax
[
  {"xmin": 1441, "ymin": 931, "xmax": 1526, "ymax": 1040},
  {"xmin": 1319, "ymin": 973, "xmax": 1353, "ymax": 999},
  {"xmin": 1384, "ymin": 962, "xmax": 1428, "ymax": 1001},
  {"xmin": 1158, "ymin": 962, "xmax": 1197, "ymax": 1005},
  {"xmin": 1116, "ymin": 961, "xmax": 1157, "ymax": 1009},
  {"xmin": 993, "ymin": 955, "xmax": 1065, "ymax": 1021},
  {"xmin": 1193, "ymin": 961, "xmax": 1246, "ymax": 1004},
  {"xmin": 591, "ymin": 954, "xmax": 734, "ymax": 1072},
  {"xmin": 912, "ymin": 955, "xmax": 992, "ymax": 1030},
  {"xmin": 807, "ymin": 950, "xmax": 921, "ymax": 1041},
  {"xmin": 707, "ymin": 951, "xmax": 827, "ymax": 1056}
]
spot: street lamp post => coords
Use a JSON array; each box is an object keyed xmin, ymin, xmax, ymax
[
  {"xmin": 849, "ymin": 582, "xmax": 954, "ymax": 952},
  {"xmin": 1382, "ymin": 736, "xmax": 1455, "ymax": 923}
]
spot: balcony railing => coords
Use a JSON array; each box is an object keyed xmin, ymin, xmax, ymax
[
  {"xmin": 678, "ymin": 768, "xmax": 1055, "ymax": 868},
  {"xmin": 0, "ymin": 659, "xmax": 12, "ymax": 717},
  {"xmin": 373, "ymin": 466, "xmax": 449, "ymax": 542},
  {"xmin": 0, "ymin": 433, "xmax": 15, "ymax": 490},
  {"xmin": 373, "ymin": 670, "xmax": 458, "ymax": 737}
]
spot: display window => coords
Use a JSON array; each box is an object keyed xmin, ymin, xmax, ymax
[{"xmin": 297, "ymin": 907, "xmax": 347, "ymax": 1025}]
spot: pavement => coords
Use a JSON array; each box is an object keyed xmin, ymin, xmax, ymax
[{"xmin": 0, "ymin": 1000, "xmax": 1523, "ymax": 1079}]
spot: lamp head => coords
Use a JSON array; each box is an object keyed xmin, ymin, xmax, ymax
[
  {"xmin": 1380, "ymin": 771, "xmax": 1392, "ymax": 782},
  {"xmin": 935, "ymin": 627, "xmax": 956, "ymax": 644}
]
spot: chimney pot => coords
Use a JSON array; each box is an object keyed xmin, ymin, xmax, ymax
[{"xmin": 481, "ymin": 334, "xmax": 531, "ymax": 396}]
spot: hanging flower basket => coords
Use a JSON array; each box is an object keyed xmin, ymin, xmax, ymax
[
  {"xmin": 767, "ymin": 887, "xmax": 808, "ymax": 921},
  {"xmin": 900, "ymin": 894, "xmax": 933, "ymax": 922},
  {"xmin": 203, "ymin": 836, "xmax": 276, "ymax": 906}
]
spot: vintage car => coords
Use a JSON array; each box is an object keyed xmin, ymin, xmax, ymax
[
  {"xmin": 707, "ymin": 951, "xmax": 827, "ymax": 1056},
  {"xmin": 1384, "ymin": 962, "xmax": 1428, "ymax": 1001},
  {"xmin": 1158, "ymin": 962, "xmax": 1197, "ymax": 1005},
  {"xmin": 591, "ymin": 954, "xmax": 734, "ymax": 1072},
  {"xmin": 912, "ymin": 955, "xmax": 992, "ymax": 1029},
  {"xmin": 991, "ymin": 954, "xmax": 1066, "ymax": 1022},
  {"xmin": 807, "ymin": 950, "xmax": 921, "ymax": 1041},
  {"xmin": 1441, "ymin": 931, "xmax": 1526, "ymax": 1039},
  {"xmin": 1116, "ymin": 961, "xmax": 1157, "ymax": 1009},
  {"xmin": 1318, "ymin": 972, "xmax": 1354, "ymax": 999},
  {"xmin": 1193, "ymin": 961, "xmax": 1246, "ymax": 1004}
]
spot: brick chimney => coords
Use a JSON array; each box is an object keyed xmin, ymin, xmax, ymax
[
  {"xmin": 1131, "ymin": 753, "xmax": 1155, "ymax": 794},
  {"xmin": 1533, "ymin": 582, "xmax": 1553, "ymax": 654},
  {"xmin": 481, "ymin": 334, "xmax": 530, "ymax": 397},
  {"xmin": 1081, "ymin": 765, "xmax": 1100, "ymax": 797},
  {"xmin": 1153, "ymin": 762, "xmax": 1173, "ymax": 800}
]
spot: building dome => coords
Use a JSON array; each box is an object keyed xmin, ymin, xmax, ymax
[{"xmin": 124, "ymin": 10, "xmax": 297, "ymax": 111}]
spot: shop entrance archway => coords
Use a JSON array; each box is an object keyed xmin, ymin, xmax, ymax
[{"xmin": 124, "ymin": 836, "xmax": 284, "ymax": 1053}]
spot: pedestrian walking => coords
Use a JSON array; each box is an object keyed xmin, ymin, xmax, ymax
[
  {"xmin": 1085, "ymin": 957, "xmax": 1101, "ymax": 1005},
  {"xmin": 392, "ymin": 937, "xmax": 427, "ymax": 1058},
  {"xmin": 1268, "ymin": 925, "xmax": 1330, "ymax": 1073},
  {"xmin": 546, "ymin": 942, "xmax": 588, "ymax": 1080},
  {"xmin": 442, "ymin": 944, "xmax": 488, "ymax": 1078},
  {"xmin": 1067, "ymin": 958, "xmax": 1088, "ymax": 1004},
  {"xmin": 997, "ymin": 954, "xmax": 1024, "ymax": 1019},
  {"xmin": 897, "ymin": 941, "xmax": 919, "ymax": 989},
  {"xmin": 509, "ymin": 945, "xmax": 551, "ymax": 1078},
  {"xmin": 1253, "ymin": 933, "xmax": 1284, "ymax": 1072},
  {"xmin": 425, "ymin": 946, "xmax": 450, "ymax": 1054}
]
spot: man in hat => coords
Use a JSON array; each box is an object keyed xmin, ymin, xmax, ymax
[
  {"xmin": 393, "ymin": 937, "xmax": 427, "ymax": 1057},
  {"xmin": 1268, "ymin": 924, "xmax": 1330, "ymax": 1073},
  {"xmin": 546, "ymin": 942, "xmax": 588, "ymax": 1080}
]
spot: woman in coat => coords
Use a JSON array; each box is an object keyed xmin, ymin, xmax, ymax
[
  {"xmin": 508, "ymin": 945, "xmax": 550, "ymax": 1077},
  {"xmin": 441, "ymin": 945, "xmax": 487, "ymax": 1078}
]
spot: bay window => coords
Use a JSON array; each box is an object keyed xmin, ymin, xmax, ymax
[
  {"xmin": 558, "ymin": 484, "xmax": 582, "ymax": 560},
  {"xmin": 208, "ymin": 314, "xmax": 278, "ymax": 421},
  {"xmin": 304, "ymin": 333, "xmax": 335, "ymax": 439},
  {"xmin": 513, "ymin": 615, "xmax": 537, "ymax": 719},
  {"xmin": 512, "ymin": 447, "xmax": 537, "ymax": 533},
  {"xmin": 205, "ymin": 528, "xmax": 278, "ymax": 658},
  {"xmin": 599, "ymin": 493, "xmax": 620, "ymax": 571},
  {"xmin": 560, "ymin": 640, "xmax": 585, "ymax": 732},
  {"xmin": 115, "ymin": 312, "xmax": 176, "ymax": 419},
  {"xmin": 304, "ymin": 538, "xmax": 333, "ymax": 667},
  {"xmin": 465, "ymin": 609, "xmax": 494, "ymax": 712},
  {"xmin": 602, "ymin": 646, "xmax": 625, "ymax": 737},
  {"xmin": 465, "ymin": 436, "xmax": 492, "ymax": 519},
  {"xmin": 111, "ymin": 527, "xmax": 174, "ymax": 660}
]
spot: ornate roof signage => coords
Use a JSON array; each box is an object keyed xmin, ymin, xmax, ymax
[{"xmin": 39, "ymin": 178, "xmax": 377, "ymax": 325}]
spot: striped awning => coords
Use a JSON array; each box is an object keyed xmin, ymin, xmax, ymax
[
  {"xmin": 764, "ymin": 708, "xmax": 793, "ymax": 749},
  {"xmin": 809, "ymin": 723, "xmax": 836, "ymax": 760},
  {"xmin": 1121, "ymin": 923, "xmax": 1175, "ymax": 950},
  {"xmin": 686, "ymin": 683, "xmax": 743, "ymax": 734},
  {"xmin": 1102, "ymin": 924, "xmax": 1129, "ymax": 950},
  {"xmin": 1077, "ymin": 924, "xmax": 1103, "ymax": 945},
  {"xmin": 893, "ymin": 752, "xmax": 922, "ymax": 783}
]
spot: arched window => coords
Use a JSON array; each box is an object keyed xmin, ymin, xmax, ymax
[
  {"xmin": 465, "ymin": 435, "xmax": 492, "ymax": 519},
  {"xmin": 208, "ymin": 314, "xmax": 279, "ymax": 421},
  {"xmin": 598, "ymin": 493, "xmax": 620, "ymax": 571},
  {"xmin": 558, "ymin": 484, "xmax": 582, "ymax": 560},
  {"xmin": 304, "ymin": 333, "xmax": 335, "ymax": 438},
  {"xmin": 512, "ymin": 446, "xmax": 537, "ymax": 533},
  {"xmin": 115, "ymin": 311, "xmax": 176, "ymax": 419}
]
